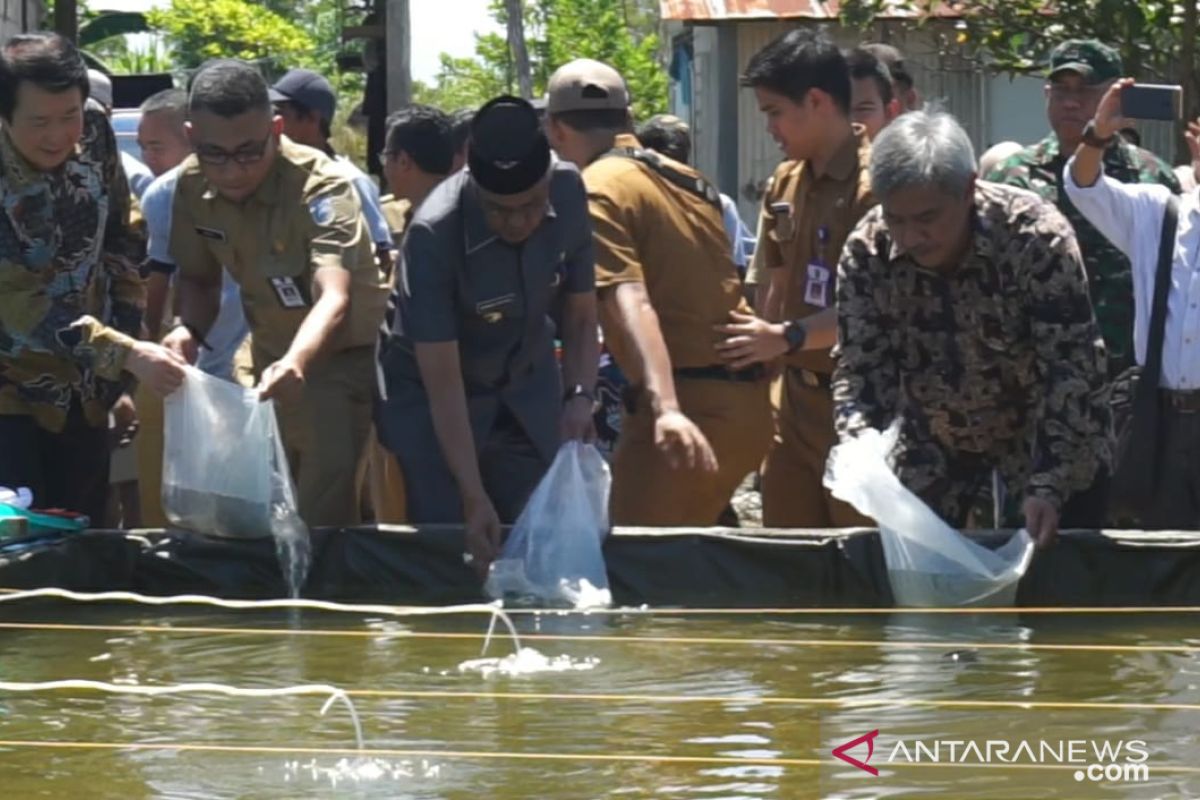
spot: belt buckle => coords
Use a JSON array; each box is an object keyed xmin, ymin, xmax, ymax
[{"xmin": 1175, "ymin": 391, "xmax": 1200, "ymax": 414}]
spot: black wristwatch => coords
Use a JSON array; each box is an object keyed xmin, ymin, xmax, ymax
[
  {"xmin": 1081, "ymin": 120, "xmax": 1115, "ymax": 150},
  {"xmin": 782, "ymin": 320, "xmax": 807, "ymax": 354},
  {"xmin": 563, "ymin": 383, "xmax": 595, "ymax": 404},
  {"xmin": 177, "ymin": 321, "xmax": 212, "ymax": 350}
]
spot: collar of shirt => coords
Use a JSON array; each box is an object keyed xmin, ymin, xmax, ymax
[
  {"xmin": 885, "ymin": 184, "xmax": 1000, "ymax": 281},
  {"xmin": 809, "ymin": 124, "xmax": 868, "ymax": 182},
  {"xmin": 1032, "ymin": 132, "xmax": 1129, "ymax": 168},
  {"xmin": 462, "ymin": 170, "xmax": 559, "ymax": 254},
  {"xmin": 0, "ymin": 120, "xmax": 88, "ymax": 192},
  {"xmin": 613, "ymin": 132, "xmax": 641, "ymax": 151}
]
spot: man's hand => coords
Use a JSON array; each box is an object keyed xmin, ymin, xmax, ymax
[
  {"xmin": 257, "ymin": 358, "xmax": 305, "ymax": 403},
  {"xmin": 161, "ymin": 325, "xmax": 201, "ymax": 365},
  {"xmin": 714, "ymin": 310, "xmax": 788, "ymax": 370},
  {"xmin": 1023, "ymin": 496, "xmax": 1060, "ymax": 550},
  {"xmin": 125, "ymin": 341, "xmax": 187, "ymax": 397},
  {"xmin": 464, "ymin": 494, "xmax": 503, "ymax": 579},
  {"xmin": 1185, "ymin": 118, "xmax": 1200, "ymax": 185},
  {"xmin": 1092, "ymin": 77, "xmax": 1136, "ymax": 141},
  {"xmin": 111, "ymin": 393, "xmax": 139, "ymax": 448},
  {"xmin": 655, "ymin": 409, "xmax": 718, "ymax": 473},
  {"xmin": 561, "ymin": 396, "xmax": 596, "ymax": 443}
]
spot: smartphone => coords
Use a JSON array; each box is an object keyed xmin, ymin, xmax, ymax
[{"xmin": 1121, "ymin": 84, "xmax": 1183, "ymax": 121}]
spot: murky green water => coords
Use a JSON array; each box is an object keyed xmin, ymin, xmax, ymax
[{"xmin": 0, "ymin": 602, "xmax": 1197, "ymax": 799}]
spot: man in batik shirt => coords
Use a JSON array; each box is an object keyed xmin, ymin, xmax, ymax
[{"xmin": 0, "ymin": 32, "xmax": 184, "ymax": 522}]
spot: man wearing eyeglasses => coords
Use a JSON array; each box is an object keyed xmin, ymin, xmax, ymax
[
  {"xmin": 985, "ymin": 40, "xmax": 1179, "ymax": 381},
  {"xmin": 376, "ymin": 96, "xmax": 599, "ymax": 574},
  {"xmin": 162, "ymin": 59, "xmax": 389, "ymax": 528}
]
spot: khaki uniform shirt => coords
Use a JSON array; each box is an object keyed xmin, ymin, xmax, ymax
[
  {"xmin": 755, "ymin": 128, "xmax": 875, "ymax": 374},
  {"xmin": 379, "ymin": 193, "xmax": 412, "ymax": 244},
  {"xmin": 171, "ymin": 137, "xmax": 387, "ymax": 365},
  {"xmin": 586, "ymin": 133, "xmax": 749, "ymax": 383}
]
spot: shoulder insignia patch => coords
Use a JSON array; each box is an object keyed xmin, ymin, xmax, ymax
[{"xmin": 308, "ymin": 195, "xmax": 334, "ymax": 226}]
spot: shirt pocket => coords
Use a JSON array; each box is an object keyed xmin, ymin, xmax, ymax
[{"xmin": 766, "ymin": 202, "xmax": 796, "ymax": 243}]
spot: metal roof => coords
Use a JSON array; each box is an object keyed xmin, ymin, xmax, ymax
[{"xmin": 660, "ymin": 0, "xmax": 963, "ymax": 22}]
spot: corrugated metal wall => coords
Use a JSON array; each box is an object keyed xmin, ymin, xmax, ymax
[
  {"xmin": 0, "ymin": 0, "xmax": 40, "ymax": 41},
  {"xmin": 731, "ymin": 20, "xmax": 987, "ymax": 221}
]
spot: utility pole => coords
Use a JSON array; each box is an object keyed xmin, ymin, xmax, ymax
[
  {"xmin": 386, "ymin": 0, "xmax": 412, "ymax": 113},
  {"xmin": 55, "ymin": 0, "xmax": 78, "ymax": 41},
  {"xmin": 504, "ymin": 0, "xmax": 532, "ymax": 99}
]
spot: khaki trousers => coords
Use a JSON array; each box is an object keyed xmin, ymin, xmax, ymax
[
  {"xmin": 761, "ymin": 369, "xmax": 872, "ymax": 528},
  {"xmin": 610, "ymin": 377, "xmax": 772, "ymax": 526}
]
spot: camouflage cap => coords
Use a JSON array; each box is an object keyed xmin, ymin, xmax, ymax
[{"xmin": 1047, "ymin": 40, "xmax": 1122, "ymax": 85}]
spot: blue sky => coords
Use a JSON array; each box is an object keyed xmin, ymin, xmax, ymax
[{"xmin": 95, "ymin": 0, "xmax": 499, "ymax": 83}]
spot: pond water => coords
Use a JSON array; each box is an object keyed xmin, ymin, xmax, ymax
[{"xmin": 0, "ymin": 600, "xmax": 1196, "ymax": 799}]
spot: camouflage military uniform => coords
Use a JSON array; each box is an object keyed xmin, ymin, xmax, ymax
[
  {"xmin": 832, "ymin": 182, "xmax": 1113, "ymax": 524},
  {"xmin": 985, "ymin": 135, "xmax": 1179, "ymax": 378}
]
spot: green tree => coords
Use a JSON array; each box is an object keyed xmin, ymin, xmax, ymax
[
  {"xmin": 146, "ymin": 0, "xmax": 316, "ymax": 71},
  {"xmin": 840, "ymin": 0, "xmax": 1199, "ymax": 154},
  {"xmin": 418, "ymin": 0, "xmax": 668, "ymax": 119}
]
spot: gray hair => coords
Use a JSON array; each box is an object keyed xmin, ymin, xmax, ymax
[{"xmin": 869, "ymin": 110, "xmax": 976, "ymax": 199}]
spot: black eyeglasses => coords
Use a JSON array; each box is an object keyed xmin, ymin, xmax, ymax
[{"xmin": 196, "ymin": 134, "xmax": 273, "ymax": 166}]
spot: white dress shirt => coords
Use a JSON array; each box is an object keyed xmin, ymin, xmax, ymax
[{"xmin": 1064, "ymin": 157, "xmax": 1200, "ymax": 390}]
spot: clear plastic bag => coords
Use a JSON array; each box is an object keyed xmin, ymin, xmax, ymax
[
  {"xmin": 163, "ymin": 367, "xmax": 302, "ymax": 542},
  {"xmin": 485, "ymin": 441, "xmax": 613, "ymax": 608},
  {"xmin": 824, "ymin": 424, "xmax": 1034, "ymax": 608}
]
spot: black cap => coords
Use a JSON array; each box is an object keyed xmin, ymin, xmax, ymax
[
  {"xmin": 269, "ymin": 69, "xmax": 337, "ymax": 123},
  {"xmin": 467, "ymin": 95, "xmax": 551, "ymax": 196}
]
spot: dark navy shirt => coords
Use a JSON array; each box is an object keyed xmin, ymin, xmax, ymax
[{"xmin": 376, "ymin": 161, "xmax": 595, "ymax": 460}]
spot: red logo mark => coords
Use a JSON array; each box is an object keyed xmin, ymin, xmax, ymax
[{"xmin": 832, "ymin": 730, "xmax": 880, "ymax": 776}]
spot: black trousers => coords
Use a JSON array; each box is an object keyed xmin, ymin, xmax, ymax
[
  {"xmin": 0, "ymin": 411, "xmax": 110, "ymax": 525},
  {"xmin": 383, "ymin": 406, "xmax": 549, "ymax": 525},
  {"xmin": 1142, "ymin": 406, "xmax": 1200, "ymax": 530}
]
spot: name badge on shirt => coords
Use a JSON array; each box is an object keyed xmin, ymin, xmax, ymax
[
  {"xmin": 195, "ymin": 226, "xmax": 227, "ymax": 242},
  {"xmin": 270, "ymin": 276, "xmax": 308, "ymax": 309},
  {"xmin": 770, "ymin": 202, "xmax": 795, "ymax": 240},
  {"xmin": 804, "ymin": 262, "xmax": 832, "ymax": 308}
]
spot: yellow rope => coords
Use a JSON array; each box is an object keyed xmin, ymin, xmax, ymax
[
  {"xmin": 4, "ymin": 680, "xmax": 1198, "ymax": 714},
  {"xmin": 250, "ymin": 688, "xmax": 1200, "ymax": 714},
  {"xmin": 498, "ymin": 606, "xmax": 1200, "ymax": 615},
  {"xmin": 0, "ymin": 621, "xmax": 1191, "ymax": 656},
  {"xmin": 0, "ymin": 739, "xmax": 1196, "ymax": 774},
  {"xmin": 1, "ymin": 588, "xmax": 1197, "ymax": 614}
]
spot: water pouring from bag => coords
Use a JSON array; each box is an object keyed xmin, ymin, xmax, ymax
[{"xmin": 824, "ymin": 423, "xmax": 1034, "ymax": 608}]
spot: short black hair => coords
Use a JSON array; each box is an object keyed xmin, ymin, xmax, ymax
[
  {"xmin": 636, "ymin": 116, "xmax": 691, "ymax": 163},
  {"xmin": 140, "ymin": 87, "xmax": 188, "ymax": 117},
  {"xmin": 548, "ymin": 108, "xmax": 631, "ymax": 134},
  {"xmin": 276, "ymin": 99, "xmax": 333, "ymax": 141},
  {"xmin": 0, "ymin": 32, "xmax": 89, "ymax": 121},
  {"xmin": 741, "ymin": 29, "xmax": 851, "ymax": 116},
  {"xmin": 450, "ymin": 107, "xmax": 474, "ymax": 154},
  {"xmin": 846, "ymin": 48, "xmax": 894, "ymax": 106},
  {"xmin": 188, "ymin": 59, "xmax": 271, "ymax": 118},
  {"xmin": 862, "ymin": 43, "xmax": 914, "ymax": 91},
  {"xmin": 385, "ymin": 104, "xmax": 454, "ymax": 175}
]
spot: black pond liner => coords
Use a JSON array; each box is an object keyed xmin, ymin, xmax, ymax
[{"xmin": 0, "ymin": 527, "xmax": 1198, "ymax": 608}]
